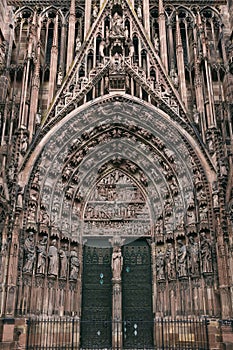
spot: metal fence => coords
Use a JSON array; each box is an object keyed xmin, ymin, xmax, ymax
[{"xmin": 26, "ymin": 317, "xmax": 209, "ymax": 350}]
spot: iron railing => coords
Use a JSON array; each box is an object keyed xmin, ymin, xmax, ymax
[{"xmin": 26, "ymin": 317, "xmax": 209, "ymax": 350}]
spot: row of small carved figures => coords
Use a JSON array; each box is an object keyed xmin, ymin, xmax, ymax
[
  {"xmin": 155, "ymin": 234, "xmax": 213, "ymax": 281},
  {"xmin": 22, "ymin": 233, "xmax": 80, "ymax": 281}
]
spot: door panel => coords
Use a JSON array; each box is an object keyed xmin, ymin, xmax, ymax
[
  {"xmin": 81, "ymin": 246, "xmax": 112, "ymax": 348},
  {"xmin": 122, "ymin": 239, "xmax": 154, "ymax": 349}
]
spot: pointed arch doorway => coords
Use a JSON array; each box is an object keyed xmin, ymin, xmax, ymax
[{"xmin": 80, "ymin": 169, "xmax": 154, "ymax": 349}]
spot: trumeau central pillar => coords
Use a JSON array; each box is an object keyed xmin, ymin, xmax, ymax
[{"xmin": 112, "ymin": 246, "xmax": 123, "ymax": 349}]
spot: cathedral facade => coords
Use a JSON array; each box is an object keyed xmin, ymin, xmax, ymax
[{"xmin": 0, "ymin": 0, "xmax": 233, "ymax": 349}]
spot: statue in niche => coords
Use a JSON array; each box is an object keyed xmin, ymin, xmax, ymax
[
  {"xmin": 59, "ymin": 244, "xmax": 69, "ymax": 279},
  {"xmin": 137, "ymin": 5, "xmax": 142, "ymax": 19},
  {"xmin": 57, "ymin": 67, "xmax": 63, "ymax": 86},
  {"xmin": 36, "ymin": 236, "xmax": 48, "ymax": 275},
  {"xmin": 23, "ymin": 232, "xmax": 36, "ymax": 274},
  {"xmin": 112, "ymin": 246, "xmax": 123, "ymax": 280},
  {"xmin": 111, "ymin": 12, "xmax": 124, "ymax": 36},
  {"xmin": 92, "ymin": 3, "xmax": 98, "ymax": 19},
  {"xmin": 188, "ymin": 236, "xmax": 200, "ymax": 276},
  {"xmin": 124, "ymin": 26, "xmax": 129, "ymax": 39},
  {"xmin": 155, "ymin": 217, "xmax": 163, "ymax": 236},
  {"xmin": 192, "ymin": 105, "xmax": 200, "ymax": 125},
  {"xmin": 212, "ymin": 183, "xmax": 219, "ymax": 208},
  {"xmin": 70, "ymin": 247, "xmax": 80, "ymax": 281},
  {"xmin": 156, "ymin": 249, "xmax": 165, "ymax": 280},
  {"xmin": 170, "ymin": 65, "xmax": 179, "ymax": 88},
  {"xmin": 75, "ymin": 36, "xmax": 81, "ymax": 54},
  {"xmin": 177, "ymin": 240, "xmax": 188, "ymax": 277},
  {"xmin": 153, "ymin": 33, "xmax": 160, "ymax": 53},
  {"xmin": 99, "ymin": 40, "xmax": 105, "ymax": 61},
  {"xmin": 200, "ymin": 232, "xmax": 212, "ymax": 273},
  {"xmin": 48, "ymin": 239, "xmax": 58, "ymax": 276},
  {"xmin": 165, "ymin": 243, "xmax": 176, "ymax": 280},
  {"xmin": 20, "ymin": 134, "xmax": 28, "ymax": 155},
  {"xmin": 199, "ymin": 206, "xmax": 208, "ymax": 222},
  {"xmin": 186, "ymin": 209, "xmax": 196, "ymax": 225}
]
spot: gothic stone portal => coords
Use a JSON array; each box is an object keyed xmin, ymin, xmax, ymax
[{"xmin": 81, "ymin": 170, "xmax": 153, "ymax": 348}]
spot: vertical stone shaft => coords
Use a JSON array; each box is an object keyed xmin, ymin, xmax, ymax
[
  {"xmin": 28, "ymin": 17, "xmax": 41, "ymax": 140},
  {"xmin": 158, "ymin": 0, "xmax": 168, "ymax": 72},
  {"xmin": 47, "ymin": 14, "xmax": 59, "ymax": 108},
  {"xmin": 66, "ymin": 0, "xmax": 76, "ymax": 73},
  {"xmin": 60, "ymin": 22, "xmax": 67, "ymax": 74},
  {"xmin": 193, "ymin": 21, "xmax": 206, "ymax": 135},
  {"xmin": 84, "ymin": 0, "xmax": 92, "ymax": 39},
  {"xmin": 143, "ymin": 0, "xmax": 150, "ymax": 40},
  {"xmin": 4, "ymin": 214, "xmax": 20, "ymax": 316},
  {"xmin": 197, "ymin": 11, "xmax": 216, "ymax": 128},
  {"xmin": 176, "ymin": 13, "xmax": 188, "ymax": 108},
  {"xmin": 20, "ymin": 12, "xmax": 37, "ymax": 126}
]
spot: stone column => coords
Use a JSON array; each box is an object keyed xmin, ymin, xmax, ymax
[
  {"xmin": 84, "ymin": 0, "xmax": 92, "ymax": 39},
  {"xmin": 47, "ymin": 14, "xmax": 59, "ymax": 108},
  {"xmin": 60, "ymin": 22, "xmax": 67, "ymax": 74},
  {"xmin": 66, "ymin": 0, "xmax": 76, "ymax": 73},
  {"xmin": 143, "ymin": 0, "xmax": 150, "ymax": 40},
  {"xmin": 158, "ymin": 0, "xmax": 168, "ymax": 72},
  {"xmin": 112, "ymin": 246, "xmax": 123, "ymax": 350},
  {"xmin": 4, "ymin": 212, "xmax": 21, "ymax": 317},
  {"xmin": 215, "ymin": 213, "xmax": 232, "ymax": 318},
  {"xmin": 175, "ymin": 13, "xmax": 188, "ymax": 108},
  {"xmin": 193, "ymin": 20, "xmax": 206, "ymax": 137},
  {"xmin": 28, "ymin": 18, "xmax": 41, "ymax": 140},
  {"xmin": 19, "ymin": 14, "xmax": 36, "ymax": 127},
  {"xmin": 197, "ymin": 11, "xmax": 216, "ymax": 128}
]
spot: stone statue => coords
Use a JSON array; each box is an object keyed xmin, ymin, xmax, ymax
[
  {"xmin": 70, "ymin": 247, "xmax": 80, "ymax": 280},
  {"xmin": 75, "ymin": 36, "xmax": 81, "ymax": 54},
  {"xmin": 170, "ymin": 66, "xmax": 179, "ymax": 88},
  {"xmin": 154, "ymin": 33, "xmax": 160, "ymax": 53},
  {"xmin": 137, "ymin": 5, "xmax": 142, "ymax": 19},
  {"xmin": 156, "ymin": 249, "xmax": 165, "ymax": 280},
  {"xmin": 92, "ymin": 3, "xmax": 98, "ymax": 19},
  {"xmin": 188, "ymin": 236, "xmax": 200, "ymax": 276},
  {"xmin": 23, "ymin": 232, "xmax": 36, "ymax": 274},
  {"xmin": 48, "ymin": 239, "xmax": 59, "ymax": 276},
  {"xmin": 112, "ymin": 246, "xmax": 123, "ymax": 280},
  {"xmin": 111, "ymin": 12, "xmax": 124, "ymax": 36},
  {"xmin": 36, "ymin": 236, "xmax": 48, "ymax": 275},
  {"xmin": 177, "ymin": 240, "xmax": 187, "ymax": 277},
  {"xmin": 20, "ymin": 134, "xmax": 28, "ymax": 155},
  {"xmin": 186, "ymin": 209, "xmax": 196, "ymax": 225},
  {"xmin": 99, "ymin": 40, "xmax": 105, "ymax": 60},
  {"xmin": 59, "ymin": 244, "xmax": 69, "ymax": 279},
  {"xmin": 200, "ymin": 232, "xmax": 212, "ymax": 273},
  {"xmin": 124, "ymin": 26, "xmax": 129, "ymax": 39},
  {"xmin": 199, "ymin": 206, "xmax": 208, "ymax": 222},
  {"xmin": 193, "ymin": 105, "xmax": 200, "ymax": 125},
  {"xmin": 165, "ymin": 243, "xmax": 176, "ymax": 280},
  {"xmin": 155, "ymin": 217, "xmax": 163, "ymax": 236},
  {"xmin": 57, "ymin": 67, "xmax": 63, "ymax": 86}
]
